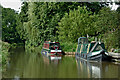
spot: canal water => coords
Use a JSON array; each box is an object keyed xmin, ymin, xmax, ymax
[{"xmin": 2, "ymin": 47, "xmax": 120, "ymax": 78}]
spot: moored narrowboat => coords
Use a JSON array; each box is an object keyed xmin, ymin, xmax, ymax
[
  {"xmin": 75, "ymin": 37, "xmax": 112, "ymax": 61},
  {"xmin": 41, "ymin": 41, "xmax": 63, "ymax": 58}
]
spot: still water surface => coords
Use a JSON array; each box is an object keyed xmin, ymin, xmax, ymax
[{"xmin": 3, "ymin": 47, "xmax": 119, "ymax": 78}]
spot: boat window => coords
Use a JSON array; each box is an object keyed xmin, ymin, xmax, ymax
[
  {"xmin": 79, "ymin": 39, "xmax": 84, "ymax": 44},
  {"xmin": 79, "ymin": 38, "xmax": 88, "ymax": 44},
  {"xmin": 84, "ymin": 39, "xmax": 88, "ymax": 44}
]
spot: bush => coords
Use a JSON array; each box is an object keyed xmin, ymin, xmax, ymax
[{"xmin": 60, "ymin": 42, "xmax": 77, "ymax": 52}]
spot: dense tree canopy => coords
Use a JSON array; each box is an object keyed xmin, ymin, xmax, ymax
[
  {"xmin": 57, "ymin": 6, "xmax": 97, "ymax": 42},
  {"xmin": 1, "ymin": 2, "xmax": 120, "ymax": 50},
  {"xmin": 2, "ymin": 7, "xmax": 22, "ymax": 43},
  {"xmin": 95, "ymin": 7, "xmax": 120, "ymax": 49},
  {"xmin": 16, "ymin": 2, "xmax": 110, "ymax": 47}
]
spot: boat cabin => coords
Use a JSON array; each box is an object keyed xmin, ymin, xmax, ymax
[
  {"xmin": 43, "ymin": 41, "xmax": 61, "ymax": 50},
  {"xmin": 77, "ymin": 37, "xmax": 106, "ymax": 54}
]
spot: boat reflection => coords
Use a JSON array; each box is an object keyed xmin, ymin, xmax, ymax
[
  {"xmin": 76, "ymin": 58, "xmax": 119, "ymax": 78},
  {"xmin": 42, "ymin": 55, "xmax": 62, "ymax": 65}
]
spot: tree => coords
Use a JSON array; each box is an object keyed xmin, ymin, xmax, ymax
[
  {"xmin": 2, "ymin": 7, "xmax": 21, "ymax": 43},
  {"xmin": 16, "ymin": 2, "xmax": 28, "ymax": 42},
  {"xmin": 94, "ymin": 7, "xmax": 120, "ymax": 50},
  {"xmin": 17, "ymin": 2, "xmax": 109, "ymax": 48},
  {"xmin": 57, "ymin": 6, "xmax": 97, "ymax": 43}
]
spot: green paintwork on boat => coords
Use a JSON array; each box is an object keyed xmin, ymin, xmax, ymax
[{"xmin": 76, "ymin": 37, "xmax": 106, "ymax": 54}]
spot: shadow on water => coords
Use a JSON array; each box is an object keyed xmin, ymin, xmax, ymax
[{"xmin": 2, "ymin": 47, "xmax": 120, "ymax": 79}]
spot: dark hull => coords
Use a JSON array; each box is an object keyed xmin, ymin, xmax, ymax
[
  {"xmin": 88, "ymin": 53, "xmax": 112, "ymax": 61},
  {"xmin": 76, "ymin": 51, "xmax": 112, "ymax": 62}
]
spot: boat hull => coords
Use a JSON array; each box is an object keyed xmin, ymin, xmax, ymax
[
  {"xmin": 76, "ymin": 50, "xmax": 112, "ymax": 62},
  {"xmin": 88, "ymin": 53, "xmax": 112, "ymax": 61},
  {"xmin": 41, "ymin": 49, "xmax": 62, "ymax": 57},
  {"xmin": 41, "ymin": 49, "xmax": 62, "ymax": 63}
]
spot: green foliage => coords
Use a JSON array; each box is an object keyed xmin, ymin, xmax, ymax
[
  {"xmin": 95, "ymin": 7, "xmax": 120, "ymax": 50},
  {"xmin": 16, "ymin": 2, "xmax": 28, "ymax": 41},
  {"xmin": 102, "ymin": 26, "xmax": 120, "ymax": 51},
  {"xmin": 58, "ymin": 6, "xmax": 120, "ymax": 51},
  {"xmin": 0, "ymin": 40, "xmax": 10, "ymax": 71},
  {"xmin": 2, "ymin": 2, "xmax": 119, "ymax": 51},
  {"xmin": 94, "ymin": 7, "xmax": 119, "ymax": 34},
  {"xmin": 17, "ymin": 2, "xmax": 108, "ymax": 49},
  {"xmin": 60, "ymin": 42, "xmax": 77, "ymax": 52},
  {"xmin": 2, "ymin": 8, "xmax": 22, "ymax": 43},
  {"xmin": 57, "ymin": 6, "xmax": 97, "ymax": 43}
]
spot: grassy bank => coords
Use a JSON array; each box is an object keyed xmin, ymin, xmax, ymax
[{"xmin": 0, "ymin": 40, "xmax": 10, "ymax": 71}]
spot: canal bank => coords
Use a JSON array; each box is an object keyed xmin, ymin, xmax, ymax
[{"xmin": 0, "ymin": 40, "xmax": 10, "ymax": 72}]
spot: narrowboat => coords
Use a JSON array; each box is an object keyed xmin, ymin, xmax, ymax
[
  {"xmin": 75, "ymin": 37, "xmax": 112, "ymax": 61},
  {"xmin": 41, "ymin": 41, "xmax": 63, "ymax": 59}
]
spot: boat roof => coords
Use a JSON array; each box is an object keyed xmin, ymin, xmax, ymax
[{"xmin": 78, "ymin": 37, "xmax": 87, "ymax": 39}]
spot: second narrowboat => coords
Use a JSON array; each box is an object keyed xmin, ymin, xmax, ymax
[
  {"xmin": 41, "ymin": 41, "xmax": 63, "ymax": 59},
  {"xmin": 75, "ymin": 37, "xmax": 113, "ymax": 61}
]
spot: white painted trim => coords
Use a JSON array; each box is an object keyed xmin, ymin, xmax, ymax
[
  {"xmin": 92, "ymin": 50, "xmax": 108, "ymax": 56},
  {"xmin": 92, "ymin": 50, "xmax": 102, "ymax": 56},
  {"xmin": 51, "ymin": 50, "xmax": 62, "ymax": 52},
  {"xmin": 105, "ymin": 52, "xmax": 109, "ymax": 55}
]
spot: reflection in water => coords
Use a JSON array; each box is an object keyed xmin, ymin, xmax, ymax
[
  {"xmin": 76, "ymin": 58, "xmax": 119, "ymax": 78},
  {"xmin": 42, "ymin": 55, "xmax": 62, "ymax": 65},
  {"xmin": 2, "ymin": 47, "xmax": 119, "ymax": 78},
  {"xmin": 76, "ymin": 58, "xmax": 102, "ymax": 78}
]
